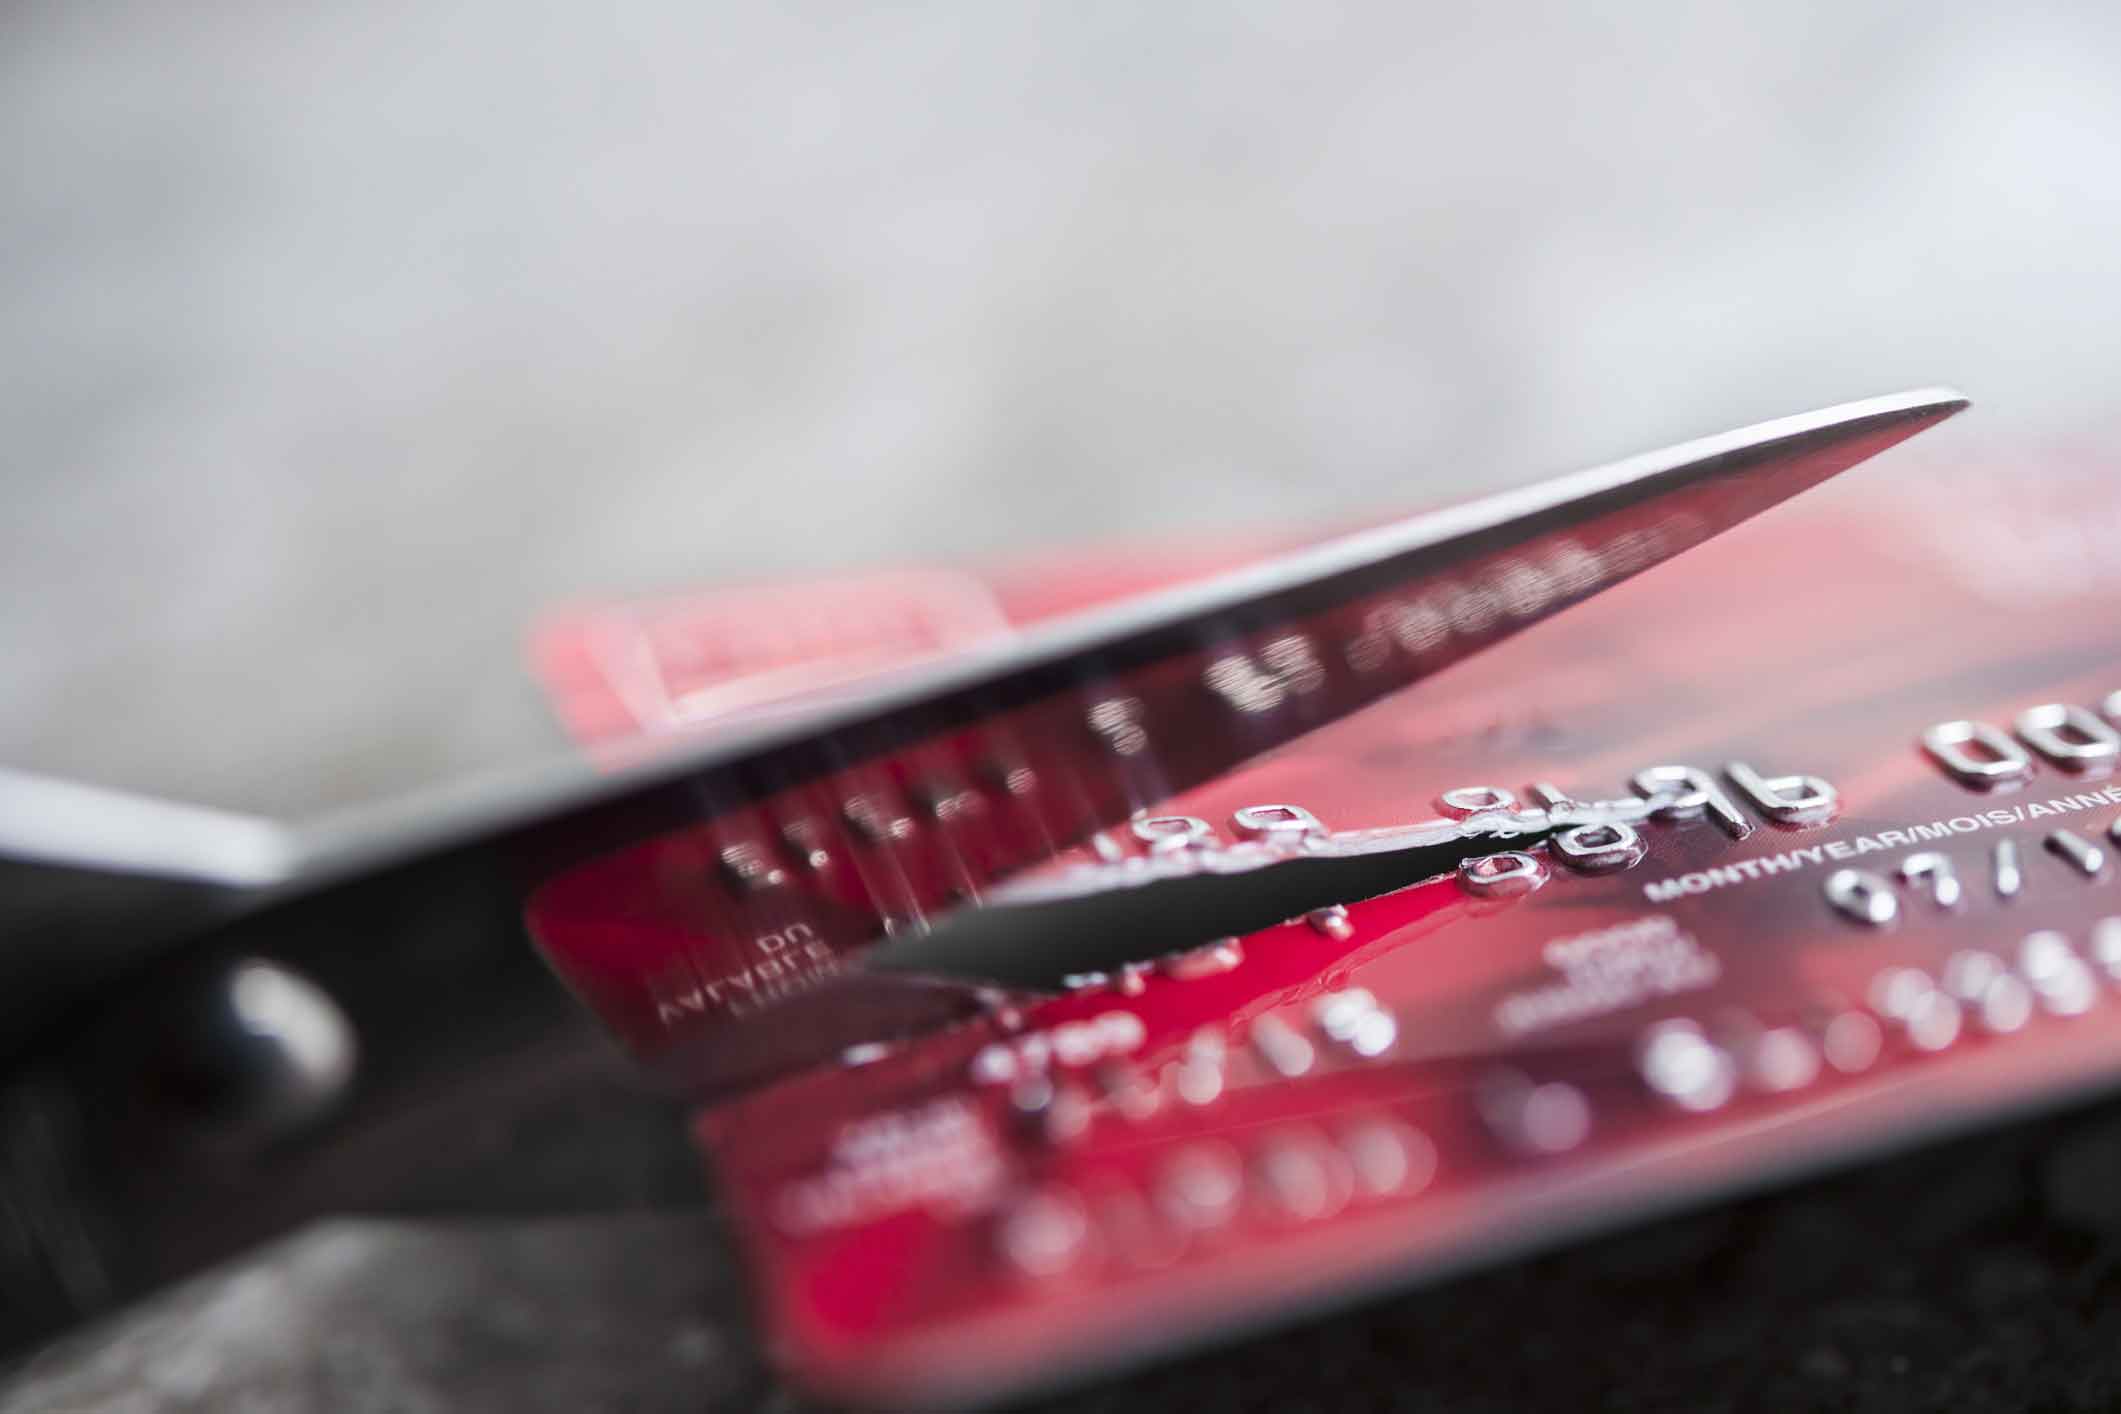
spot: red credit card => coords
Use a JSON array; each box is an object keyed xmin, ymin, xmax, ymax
[{"xmin": 536, "ymin": 462, "xmax": 2121, "ymax": 1407}]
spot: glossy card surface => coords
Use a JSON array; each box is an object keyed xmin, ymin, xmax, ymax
[{"xmin": 658, "ymin": 461, "xmax": 2121, "ymax": 1407}]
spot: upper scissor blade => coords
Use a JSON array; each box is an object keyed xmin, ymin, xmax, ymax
[
  {"xmin": 606, "ymin": 385, "xmax": 1967, "ymax": 858},
  {"xmin": 5, "ymin": 388, "xmax": 1970, "ymax": 902}
]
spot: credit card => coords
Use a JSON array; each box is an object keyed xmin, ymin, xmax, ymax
[{"xmin": 676, "ymin": 464, "xmax": 2121, "ymax": 1406}]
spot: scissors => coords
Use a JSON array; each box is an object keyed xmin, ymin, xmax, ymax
[{"xmin": 0, "ymin": 387, "xmax": 1965, "ymax": 1352}]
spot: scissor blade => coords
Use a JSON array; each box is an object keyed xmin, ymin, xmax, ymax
[
  {"xmin": 23, "ymin": 387, "xmax": 1965, "ymax": 900},
  {"xmin": 721, "ymin": 387, "xmax": 1955, "ymax": 783},
  {"xmin": 608, "ymin": 386, "xmax": 1965, "ymax": 842}
]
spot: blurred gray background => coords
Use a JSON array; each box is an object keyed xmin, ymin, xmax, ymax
[
  {"xmin": 7, "ymin": 4, "xmax": 2121, "ymax": 1408},
  {"xmin": 8, "ymin": 0, "xmax": 2121, "ymax": 815}
]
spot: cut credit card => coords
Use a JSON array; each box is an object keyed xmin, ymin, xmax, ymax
[{"xmin": 680, "ymin": 465, "xmax": 2121, "ymax": 1406}]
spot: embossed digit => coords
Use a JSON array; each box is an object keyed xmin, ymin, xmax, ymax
[
  {"xmin": 1632, "ymin": 765, "xmax": 1752, "ymax": 839},
  {"xmin": 1896, "ymin": 852, "xmax": 1962, "ymax": 909},
  {"xmin": 1724, "ymin": 761, "xmax": 1839, "ymax": 824},
  {"xmin": 1552, "ymin": 821, "xmax": 1646, "ymax": 873},
  {"xmin": 1436, "ymin": 786, "xmax": 1518, "ymax": 819},
  {"xmin": 1131, "ymin": 815, "xmax": 1215, "ymax": 853},
  {"xmin": 1922, "ymin": 719, "xmax": 2033, "ymax": 788},
  {"xmin": 1825, "ymin": 868, "xmax": 1899, "ymax": 926},
  {"xmin": 1230, "ymin": 803, "xmax": 1326, "ymax": 843},
  {"xmin": 2015, "ymin": 703, "xmax": 2121, "ymax": 770}
]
